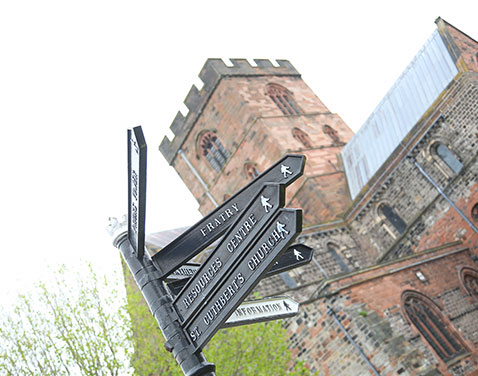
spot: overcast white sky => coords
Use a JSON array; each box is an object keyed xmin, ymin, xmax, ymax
[{"xmin": 1, "ymin": 0, "xmax": 477, "ymax": 306}]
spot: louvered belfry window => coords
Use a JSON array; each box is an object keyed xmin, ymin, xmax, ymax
[
  {"xmin": 265, "ymin": 83, "xmax": 301, "ymax": 116},
  {"xmin": 323, "ymin": 124, "xmax": 341, "ymax": 144},
  {"xmin": 292, "ymin": 127, "xmax": 312, "ymax": 148},
  {"xmin": 402, "ymin": 291, "xmax": 467, "ymax": 363},
  {"xmin": 199, "ymin": 131, "xmax": 228, "ymax": 171},
  {"xmin": 244, "ymin": 163, "xmax": 259, "ymax": 179}
]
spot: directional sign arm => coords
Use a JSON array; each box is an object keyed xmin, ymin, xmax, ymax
[
  {"xmin": 151, "ymin": 154, "xmax": 305, "ymax": 279},
  {"xmin": 173, "ymin": 183, "xmax": 286, "ymax": 324},
  {"xmin": 166, "ymin": 244, "xmax": 314, "ymax": 296},
  {"xmin": 185, "ymin": 208, "xmax": 302, "ymax": 352},
  {"xmin": 223, "ymin": 296, "xmax": 299, "ymax": 328}
]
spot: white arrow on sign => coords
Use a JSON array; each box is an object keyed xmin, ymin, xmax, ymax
[
  {"xmin": 222, "ymin": 296, "xmax": 299, "ymax": 328},
  {"xmin": 293, "ymin": 248, "xmax": 304, "ymax": 260}
]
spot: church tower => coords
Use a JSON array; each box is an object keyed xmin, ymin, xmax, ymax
[{"xmin": 160, "ymin": 59, "xmax": 355, "ymax": 227}]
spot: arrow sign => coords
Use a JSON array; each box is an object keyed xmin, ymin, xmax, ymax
[
  {"xmin": 128, "ymin": 126, "xmax": 147, "ymax": 259},
  {"xmin": 223, "ymin": 296, "xmax": 299, "ymax": 328},
  {"xmin": 151, "ymin": 154, "xmax": 305, "ymax": 278},
  {"xmin": 174, "ymin": 183, "xmax": 286, "ymax": 324},
  {"xmin": 269, "ymin": 244, "xmax": 314, "ymax": 275},
  {"xmin": 185, "ymin": 208, "xmax": 302, "ymax": 352},
  {"xmin": 166, "ymin": 244, "xmax": 314, "ymax": 296}
]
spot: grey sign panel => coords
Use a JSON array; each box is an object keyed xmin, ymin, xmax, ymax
[
  {"xmin": 166, "ymin": 244, "xmax": 314, "ymax": 296},
  {"xmin": 223, "ymin": 296, "xmax": 299, "ymax": 328},
  {"xmin": 185, "ymin": 208, "xmax": 302, "ymax": 352},
  {"xmin": 128, "ymin": 126, "xmax": 147, "ymax": 259},
  {"xmin": 174, "ymin": 183, "xmax": 286, "ymax": 324},
  {"xmin": 151, "ymin": 154, "xmax": 305, "ymax": 278}
]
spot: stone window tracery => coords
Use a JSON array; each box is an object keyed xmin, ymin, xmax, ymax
[
  {"xmin": 471, "ymin": 203, "xmax": 478, "ymax": 222},
  {"xmin": 323, "ymin": 124, "xmax": 341, "ymax": 144},
  {"xmin": 292, "ymin": 127, "xmax": 312, "ymax": 148},
  {"xmin": 244, "ymin": 162, "xmax": 259, "ymax": 179},
  {"xmin": 460, "ymin": 267, "xmax": 478, "ymax": 300},
  {"xmin": 402, "ymin": 291, "xmax": 467, "ymax": 363},
  {"xmin": 378, "ymin": 203, "xmax": 407, "ymax": 235},
  {"xmin": 198, "ymin": 131, "xmax": 228, "ymax": 171},
  {"xmin": 265, "ymin": 83, "xmax": 301, "ymax": 116}
]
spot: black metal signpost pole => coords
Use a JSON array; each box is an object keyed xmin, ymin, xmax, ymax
[
  {"xmin": 115, "ymin": 235, "xmax": 215, "ymax": 376},
  {"xmin": 111, "ymin": 126, "xmax": 215, "ymax": 376},
  {"xmin": 108, "ymin": 126, "xmax": 307, "ymax": 374}
]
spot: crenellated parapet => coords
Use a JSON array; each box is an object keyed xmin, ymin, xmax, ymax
[{"xmin": 159, "ymin": 58, "xmax": 300, "ymax": 164}]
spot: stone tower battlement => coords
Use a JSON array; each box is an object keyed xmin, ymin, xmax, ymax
[{"xmin": 159, "ymin": 58, "xmax": 300, "ymax": 164}]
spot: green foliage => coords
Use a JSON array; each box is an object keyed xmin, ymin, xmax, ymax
[
  {"xmin": 1, "ymin": 262, "xmax": 315, "ymax": 375},
  {"xmin": 359, "ymin": 309, "xmax": 368, "ymax": 317},
  {"xmin": 204, "ymin": 321, "xmax": 313, "ymax": 376},
  {"xmin": 124, "ymin": 269, "xmax": 182, "ymax": 376},
  {"xmin": 0, "ymin": 264, "xmax": 133, "ymax": 376},
  {"xmin": 125, "ymin": 272, "xmax": 314, "ymax": 375}
]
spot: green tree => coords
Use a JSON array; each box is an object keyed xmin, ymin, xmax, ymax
[
  {"xmin": 125, "ymin": 272, "xmax": 313, "ymax": 376},
  {"xmin": 0, "ymin": 264, "xmax": 133, "ymax": 376},
  {"xmin": 1, "ymin": 264, "xmax": 314, "ymax": 375}
]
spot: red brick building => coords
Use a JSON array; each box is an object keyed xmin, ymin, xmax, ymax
[{"xmin": 157, "ymin": 18, "xmax": 478, "ymax": 375}]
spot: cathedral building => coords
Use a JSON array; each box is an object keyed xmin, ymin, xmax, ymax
[{"xmin": 155, "ymin": 18, "xmax": 478, "ymax": 375}]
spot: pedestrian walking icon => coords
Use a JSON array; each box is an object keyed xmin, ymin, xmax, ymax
[
  {"xmin": 293, "ymin": 248, "xmax": 304, "ymax": 260},
  {"xmin": 276, "ymin": 221, "xmax": 289, "ymax": 236},
  {"xmin": 261, "ymin": 195, "xmax": 273, "ymax": 212},
  {"xmin": 280, "ymin": 164, "xmax": 292, "ymax": 178}
]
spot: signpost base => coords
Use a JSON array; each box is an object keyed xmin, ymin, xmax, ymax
[{"xmin": 108, "ymin": 218, "xmax": 216, "ymax": 376}]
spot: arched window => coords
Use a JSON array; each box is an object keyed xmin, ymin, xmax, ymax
[
  {"xmin": 471, "ymin": 203, "xmax": 478, "ymax": 222},
  {"xmin": 292, "ymin": 128, "xmax": 312, "ymax": 148},
  {"xmin": 460, "ymin": 267, "xmax": 478, "ymax": 300},
  {"xmin": 323, "ymin": 125, "xmax": 341, "ymax": 144},
  {"xmin": 327, "ymin": 243, "xmax": 350, "ymax": 273},
  {"xmin": 265, "ymin": 83, "xmax": 301, "ymax": 116},
  {"xmin": 402, "ymin": 291, "xmax": 467, "ymax": 363},
  {"xmin": 244, "ymin": 162, "xmax": 259, "ymax": 179},
  {"xmin": 198, "ymin": 131, "xmax": 228, "ymax": 171},
  {"xmin": 434, "ymin": 143, "xmax": 463, "ymax": 174},
  {"xmin": 378, "ymin": 203, "xmax": 407, "ymax": 235}
]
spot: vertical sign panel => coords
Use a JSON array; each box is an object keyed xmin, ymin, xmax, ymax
[{"xmin": 128, "ymin": 126, "xmax": 147, "ymax": 259}]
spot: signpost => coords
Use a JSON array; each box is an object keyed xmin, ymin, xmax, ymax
[
  {"xmin": 174, "ymin": 183, "xmax": 286, "ymax": 323},
  {"xmin": 184, "ymin": 209, "xmax": 302, "ymax": 352},
  {"xmin": 115, "ymin": 126, "xmax": 308, "ymax": 374},
  {"xmin": 128, "ymin": 126, "xmax": 147, "ymax": 259},
  {"xmin": 223, "ymin": 296, "xmax": 299, "ymax": 328},
  {"xmin": 166, "ymin": 244, "xmax": 314, "ymax": 296},
  {"xmin": 151, "ymin": 154, "xmax": 305, "ymax": 278}
]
